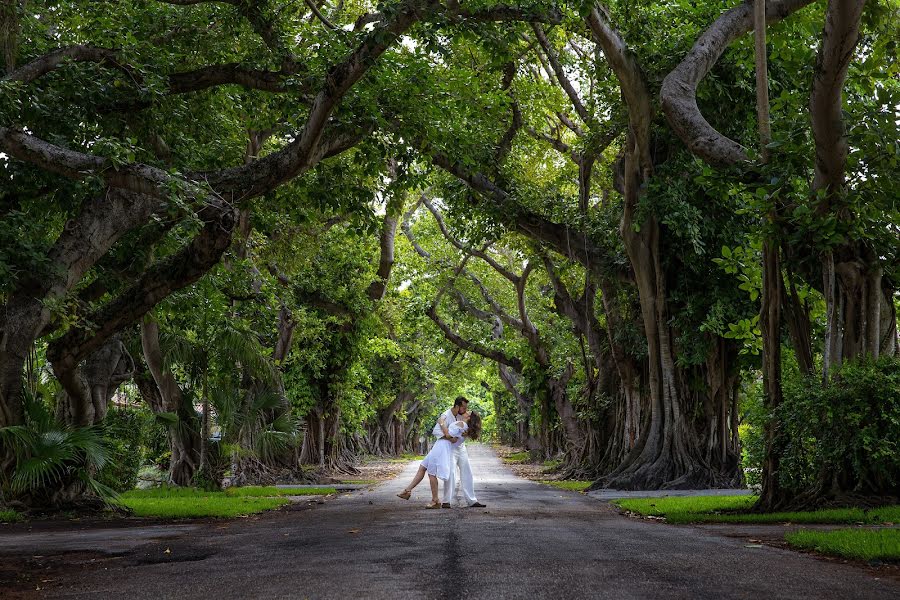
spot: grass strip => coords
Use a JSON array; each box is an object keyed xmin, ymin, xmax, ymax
[
  {"xmin": 614, "ymin": 495, "xmax": 900, "ymax": 525},
  {"xmin": 224, "ymin": 486, "xmax": 337, "ymax": 497},
  {"xmin": 541, "ymin": 480, "xmax": 592, "ymax": 492},
  {"xmin": 502, "ymin": 451, "xmax": 530, "ymax": 463},
  {"xmin": 120, "ymin": 495, "xmax": 289, "ymax": 519},
  {"xmin": 786, "ymin": 528, "xmax": 900, "ymax": 561}
]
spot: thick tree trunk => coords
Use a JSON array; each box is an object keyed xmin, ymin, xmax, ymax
[
  {"xmin": 300, "ymin": 402, "xmax": 357, "ymax": 473},
  {"xmin": 823, "ymin": 250, "xmax": 899, "ymax": 379},
  {"xmin": 54, "ymin": 335, "xmax": 135, "ymax": 427},
  {"xmin": 598, "ymin": 135, "xmax": 741, "ymax": 490},
  {"xmin": 139, "ymin": 318, "xmax": 201, "ymax": 486}
]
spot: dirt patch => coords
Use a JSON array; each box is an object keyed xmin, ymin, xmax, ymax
[
  {"xmin": 0, "ymin": 551, "xmax": 123, "ymax": 598},
  {"xmin": 492, "ymin": 444, "xmax": 559, "ymax": 482},
  {"xmin": 321, "ymin": 455, "xmax": 408, "ymax": 484}
]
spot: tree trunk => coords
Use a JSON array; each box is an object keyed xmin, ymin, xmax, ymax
[
  {"xmin": 299, "ymin": 388, "xmax": 358, "ymax": 474},
  {"xmin": 600, "ymin": 135, "xmax": 740, "ymax": 490},
  {"xmin": 139, "ymin": 318, "xmax": 201, "ymax": 486},
  {"xmin": 54, "ymin": 336, "xmax": 135, "ymax": 427}
]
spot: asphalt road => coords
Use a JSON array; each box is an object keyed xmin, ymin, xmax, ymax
[{"xmin": 4, "ymin": 444, "xmax": 897, "ymax": 599}]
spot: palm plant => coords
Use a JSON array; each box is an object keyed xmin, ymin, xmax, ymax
[
  {"xmin": 161, "ymin": 319, "xmax": 296, "ymax": 487},
  {"xmin": 0, "ymin": 391, "xmax": 115, "ymax": 508}
]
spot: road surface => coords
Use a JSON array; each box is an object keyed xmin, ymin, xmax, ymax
[{"xmin": 2, "ymin": 444, "xmax": 896, "ymax": 599}]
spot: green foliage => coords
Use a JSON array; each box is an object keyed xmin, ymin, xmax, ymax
[
  {"xmin": 777, "ymin": 356, "xmax": 900, "ymax": 495},
  {"xmin": 0, "ymin": 394, "xmax": 116, "ymax": 505},
  {"xmin": 0, "ymin": 509, "xmax": 24, "ymax": 523},
  {"xmin": 785, "ymin": 528, "xmax": 900, "ymax": 562},
  {"xmin": 96, "ymin": 408, "xmax": 145, "ymax": 493},
  {"xmin": 738, "ymin": 377, "xmax": 766, "ymax": 488}
]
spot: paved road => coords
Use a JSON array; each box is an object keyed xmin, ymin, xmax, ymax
[{"xmin": 4, "ymin": 444, "xmax": 897, "ymax": 599}]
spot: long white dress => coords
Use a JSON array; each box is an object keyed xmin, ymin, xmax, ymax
[{"xmin": 420, "ymin": 421, "xmax": 467, "ymax": 481}]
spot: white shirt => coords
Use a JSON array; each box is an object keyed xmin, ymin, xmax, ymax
[{"xmin": 432, "ymin": 408, "xmax": 463, "ymax": 444}]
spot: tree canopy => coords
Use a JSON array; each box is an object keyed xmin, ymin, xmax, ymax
[{"xmin": 1, "ymin": 0, "xmax": 897, "ymax": 510}]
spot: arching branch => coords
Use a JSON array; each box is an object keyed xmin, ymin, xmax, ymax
[
  {"xmin": 421, "ymin": 195, "xmax": 520, "ymax": 282},
  {"xmin": 426, "ymin": 305, "xmax": 522, "ymax": 370},
  {"xmin": 660, "ymin": 0, "xmax": 816, "ymax": 166}
]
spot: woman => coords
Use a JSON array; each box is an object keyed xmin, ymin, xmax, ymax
[{"xmin": 397, "ymin": 411, "xmax": 482, "ymax": 508}]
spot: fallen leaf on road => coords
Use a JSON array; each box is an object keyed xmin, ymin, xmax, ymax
[
  {"xmin": 164, "ymin": 548, "xmax": 171, "ymax": 554},
  {"xmin": 348, "ymin": 529, "xmax": 361, "ymax": 534}
]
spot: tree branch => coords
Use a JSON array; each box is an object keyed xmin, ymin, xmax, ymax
[
  {"xmin": 426, "ymin": 305, "xmax": 522, "ymax": 370},
  {"xmin": 810, "ymin": 0, "xmax": 864, "ymax": 196},
  {"xmin": 421, "ymin": 194, "xmax": 520, "ymax": 282},
  {"xmin": 660, "ymin": 0, "xmax": 816, "ymax": 166},
  {"xmin": 532, "ymin": 24, "xmax": 593, "ymax": 125},
  {"xmin": 585, "ymin": 4, "xmax": 653, "ymax": 168}
]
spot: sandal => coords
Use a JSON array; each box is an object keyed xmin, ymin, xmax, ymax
[
  {"xmin": 397, "ymin": 490, "xmax": 411, "ymax": 500},
  {"xmin": 425, "ymin": 502, "xmax": 441, "ymax": 509}
]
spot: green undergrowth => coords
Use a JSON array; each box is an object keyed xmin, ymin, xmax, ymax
[
  {"xmin": 387, "ymin": 453, "xmax": 424, "ymax": 463},
  {"xmin": 502, "ymin": 451, "xmax": 530, "ymax": 463},
  {"xmin": 0, "ymin": 509, "xmax": 24, "ymax": 523},
  {"xmin": 786, "ymin": 528, "xmax": 900, "ymax": 562},
  {"xmin": 541, "ymin": 480, "xmax": 592, "ymax": 492},
  {"xmin": 614, "ymin": 495, "xmax": 900, "ymax": 525}
]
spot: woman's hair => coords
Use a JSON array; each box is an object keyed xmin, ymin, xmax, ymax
[{"xmin": 466, "ymin": 411, "xmax": 482, "ymax": 441}]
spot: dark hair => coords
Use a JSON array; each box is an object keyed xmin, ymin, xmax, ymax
[
  {"xmin": 466, "ymin": 412, "xmax": 482, "ymax": 441},
  {"xmin": 453, "ymin": 396, "xmax": 469, "ymax": 408}
]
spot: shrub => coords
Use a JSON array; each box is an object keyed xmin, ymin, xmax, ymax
[{"xmin": 777, "ymin": 356, "xmax": 900, "ymax": 495}]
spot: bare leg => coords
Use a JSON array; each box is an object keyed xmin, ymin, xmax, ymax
[
  {"xmin": 401, "ymin": 465, "xmax": 427, "ymax": 495},
  {"xmin": 428, "ymin": 475, "xmax": 440, "ymax": 504}
]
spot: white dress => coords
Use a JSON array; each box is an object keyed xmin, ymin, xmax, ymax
[{"xmin": 420, "ymin": 421, "xmax": 467, "ymax": 481}]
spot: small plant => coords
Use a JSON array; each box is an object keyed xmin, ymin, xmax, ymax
[{"xmin": 0, "ymin": 509, "xmax": 24, "ymax": 523}]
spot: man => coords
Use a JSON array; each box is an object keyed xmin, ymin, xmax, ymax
[{"xmin": 431, "ymin": 396, "xmax": 486, "ymax": 508}]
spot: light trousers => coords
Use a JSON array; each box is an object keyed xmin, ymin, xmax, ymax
[{"xmin": 441, "ymin": 443, "xmax": 477, "ymax": 505}]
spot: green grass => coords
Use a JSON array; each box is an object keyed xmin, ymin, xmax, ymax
[
  {"xmin": 786, "ymin": 528, "xmax": 900, "ymax": 562},
  {"xmin": 614, "ymin": 495, "xmax": 756, "ymax": 521},
  {"xmin": 0, "ymin": 509, "xmax": 23, "ymax": 523},
  {"xmin": 121, "ymin": 495, "xmax": 289, "ymax": 518},
  {"xmin": 387, "ymin": 454, "xmax": 424, "ymax": 463},
  {"xmin": 117, "ymin": 486, "xmax": 303, "ymax": 518},
  {"xmin": 502, "ymin": 451, "xmax": 530, "ymax": 463},
  {"xmin": 339, "ymin": 479, "xmax": 378, "ymax": 485},
  {"xmin": 541, "ymin": 480, "xmax": 592, "ymax": 492},
  {"xmin": 613, "ymin": 495, "xmax": 900, "ymax": 525},
  {"xmin": 224, "ymin": 486, "xmax": 337, "ymax": 497},
  {"xmin": 122, "ymin": 486, "xmax": 218, "ymax": 499}
]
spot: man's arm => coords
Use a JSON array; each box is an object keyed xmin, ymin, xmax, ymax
[{"xmin": 439, "ymin": 417, "xmax": 458, "ymax": 442}]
